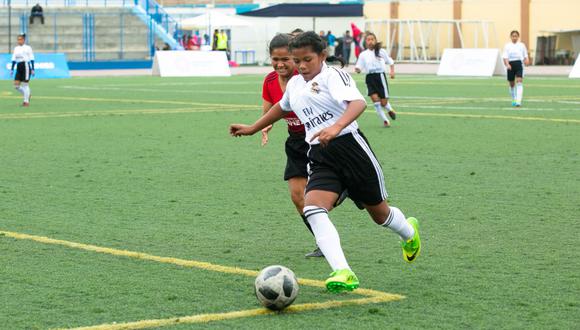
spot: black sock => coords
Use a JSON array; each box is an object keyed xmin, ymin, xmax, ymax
[{"xmin": 301, "ymin": 214, "xmax": 315, "ymax": 236}]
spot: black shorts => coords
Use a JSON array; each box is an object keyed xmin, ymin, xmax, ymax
[
  {"xmin": 14, "ymin": 62, "xmax": 31, "ymax": 82},
  {"xmin": 284, "ymin": 132, "xmax": 309, "ymax": 181},
  {"xmin": 365, "ymin": 73, "xmax": 390, "ymax": 98},
  {"xmin": 306, "ymin": 130, "xmax": 388, "ymax": 206},
  {"xmin": 507, "ymin": 61, "xmax": 523, "ymax": 81}
]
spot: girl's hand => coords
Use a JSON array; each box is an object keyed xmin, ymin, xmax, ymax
[
  {"xmin": 261, "ymin": 125, "xmax": 273, "ymax": 146},
  {"xmin": 390, "ymin": 71, "xmax": 395, "ymax": 79},
  {"xmin": 230, "ymin": 124, "xmax": 255, "ymax": 137},
  {"xmin": 524, "ymin": 58, "xmax": 530, "ymax": 66},
  {"xmin": 310, "ymin": 125, "xmax": 342, "ymax": 147},
  {"xmin": 506, "ymin": 64, "xmax": 512, "ymax": 70}
]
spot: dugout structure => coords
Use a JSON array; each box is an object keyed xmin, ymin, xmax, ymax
[{"xmin": 365, "ymin": 19, "xmax": 498, "ymax": 63}]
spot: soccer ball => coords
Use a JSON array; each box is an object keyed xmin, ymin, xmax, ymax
[{"xmin": 254, "ymin": 265, "xmax": 299, "ymax": 311}]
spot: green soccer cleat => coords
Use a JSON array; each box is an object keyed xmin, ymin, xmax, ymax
[
  {"xmin": 401, "ymin": 217, "xmax": 421, "ymax": 263},
  {"xmin": 512, "ymin": 100, "xmax": 517, "ymax": 107},
  {"xmin": 325, "ymin": 269, "xmax": 359, "ymax": 293}
]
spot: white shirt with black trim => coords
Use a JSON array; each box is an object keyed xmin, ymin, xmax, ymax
[
  {"xmin": 279, "ymin": 64, "xmax": 366, "ymax": 145},
  {"xmin": 12, "ymin": 44, "xmax": 35, "ymax": 63},
  {"xmin": 355, "ymin": 48, "xmax": 394, "ymax": 74},
  {"xmin": 503, "ymin": 42, "xmax": 528, "ymax": 62}
]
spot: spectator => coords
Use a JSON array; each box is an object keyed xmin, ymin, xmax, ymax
[
  {"xmin": 217, "ymin": 29, "xmax": 229, "ymax": 60},
  {"xmin": 203, "ymin": 33, "xmax": 210, "ymax": 46},
  {"xmin": 162, "ymin": 43, "xmax": 171, "ymax": 51},
  {"xmin": 342, "ymin": 30, "xmax": 353, "ymax": 66},
  {"xmin": 212, "ymin": 29, "xmax": 219, "ymax": 50},
  {"xmin": 319, "ymin": 30, "xmax": 327, "ymax": 44},
  {"xmin": 327, "ymin": 30, "xmax": 336, "ymax": 57},
  {"xmin": 29, "ymin": 3, "xmax": 44, "ymax": 25},
  {"xmin": 187, "ymin": 35, "xmax": 195, "ymax": 50},
  {"xmin": 191, "ymin": 31, "xmax": 201, "ymax": 50}
]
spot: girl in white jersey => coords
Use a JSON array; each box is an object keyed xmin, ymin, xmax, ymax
[
  {"xmin": 503, "ymin": 30, "xmax": 529, "ymax": 107},
  {"xmin": 10, "ymin": 34, "xmax": 35, "ymax": 107},
  {"xmin": 230, "ymin": 32, "xmax": 421, "ymax": 293},
  {"xmin": 355, "ymin": 32, "xmax": 397, "ymax": 127}
]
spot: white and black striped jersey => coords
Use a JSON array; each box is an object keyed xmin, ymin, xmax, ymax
[
  {"xmin": 355, "ymin": 48, "xmax": 394, "ymax": 74},
  {"xmin": 279, "ymin": 64, "xmax": 366, "ymax": 145},
  {"xmin": 503, "ymin": 42, "xmax": 528, "ymax": 62},
  {"xmin": 12, "ymin": 44, "xmax": 35, "ymax": 63}
]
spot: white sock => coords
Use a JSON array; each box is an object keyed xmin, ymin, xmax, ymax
[
  {"xmin": 21, "ymin": 83, "xmax": 30, "ymax": 102},
  {"xmin": 304, "ymin": 206, "xmax": 351, "ymax": 271},
  {"xmin": 374, "ymin": 102, "xmax": 389, "ymax": 123},
  {"xmin": 384, "ymin": 102, "xmax": 392, "ymax": 111},
  {"xmin": 509, "ymin": 87, "xmax": 516, "ymax": 100},
  {"xmin": 14, "ymin": 85, "xmax": 24, "ymax": 95},
  {"xmin": 381, "ymin": 206, "xmax": 414, "ymax": 241},
  {"xmin": 516, "ymin": 83, "xmax": 523, "ymax": 104}
]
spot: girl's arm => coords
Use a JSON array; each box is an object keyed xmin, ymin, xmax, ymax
[
  {"xmin": 230, "ymin": 103, "xmax": 285, "ymax": 137},
  {"xmin": 310, "ymin": 99, "xmax": 366, "ymax": 146},
  {"xmin": 389, "ymin": 64, "xmax": 395, "ymax": 79},
  {"xmin": 260, "ymin": 100, "xmax": 274, "ymax": 146}
]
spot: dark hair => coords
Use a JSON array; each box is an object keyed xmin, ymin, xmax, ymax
[
  {"xmin": 18, "ymin": 33, "xmax": 26, "ymax": 39},
  {"xmin": 365, "ymin": 32, "xmax": 382, "ymax": 57},
  {"xmin": 268, "ymin": 33, "xmax": 291, "ymax": 54},
  {"xmin": 510, "ymin": 30, "xmax": 520, "ymax": 37},
  {"xmin": 289, "ymin": 31, "xmax": 344, "ymax": 67},
  {"xmin": 290, "ymin": 28, "xmax": 304, "ymax": 35}
]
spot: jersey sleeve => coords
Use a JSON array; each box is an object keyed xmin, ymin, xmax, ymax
[
  {"xmin": 327, "ymin": 68, "xmax": 365, "ymax": 105},
  {"xmin": 28, "ymin": 46, "xmax": 35, "ymax": 61},
  {"xmin": 354, "ymin": 53, "xmax": 365, "ymax": 72},
  {"xmin": 380, "ymin": 49, "xmax": 394, "ymax": 65},
  {"xmin": 261, "ymin": 78, "xmax": 272, "ymax": 103},
  {"xmin": 279, "ymin": 79, "xmax": 293, "ymax": 112}
]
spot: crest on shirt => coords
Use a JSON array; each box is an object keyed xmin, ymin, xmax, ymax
[{"xmin": 310, "ymin": 82, "xmax": 320, "ymax": 94}]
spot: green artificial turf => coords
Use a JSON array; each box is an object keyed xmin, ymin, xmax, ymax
[{"xmin": 0, "ymin": 74, "xmax": 578, "ymax": 329}]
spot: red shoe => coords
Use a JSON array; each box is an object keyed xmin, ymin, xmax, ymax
[
  {"xmin": 383, "ymin": 120, "xmax": 391, "ymax": 128},
  {"xmin": 23, "ymin": 102, "xmax": 30, "ymax": 107},
  {"xmin": 388, "ymin": 110, "xmax": 397, "ymax": 120}
]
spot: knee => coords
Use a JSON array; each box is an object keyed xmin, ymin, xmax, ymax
[{"xmin": 291, "ymin": 189, "xmax": 304, "ymax": 209}]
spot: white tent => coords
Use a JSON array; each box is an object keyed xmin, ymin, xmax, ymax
[{"xmin": 180, "ymin": 12, "xmax": 252, "ymax": 30}]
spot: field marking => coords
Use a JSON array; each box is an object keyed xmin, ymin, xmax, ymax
[
  {"xmin": 397, "ymin": 111, "xmax": 580, "ymax": 124},
  {"xmin": 0, "ymin": 230, "xmax": 404, "ymax": 329},
  {"xmin": 58, "ymin": 85, "xmax": 259, "ymax": 95},
  {"xmin": 0, "ymin": 107, "xmax": 259, "ymax": 120},
  {"xmin": 0, "ymin": 95, "xmax": 257, "ymax": 109}
]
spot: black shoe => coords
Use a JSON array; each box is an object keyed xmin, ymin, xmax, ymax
[{"xmin": 305, "ymin": 247, "xmax": 324, "ymax": 258}]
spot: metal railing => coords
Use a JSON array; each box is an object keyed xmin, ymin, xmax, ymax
[{"xmin": 1, "ymin": 0, "xmax": 132, "ymax": 7}]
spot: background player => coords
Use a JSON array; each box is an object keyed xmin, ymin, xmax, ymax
[
  {"xmin": 355, "ymin": 32, "xmax": 396, "ymax": 127},
  {"xmin": 10, "ymin": 34, "xmax": 35, "ymax": 107},
  {"xmin": 261, "ymin": 33, "xmax": 323, "ymax": 258},
  {"xmin": 230, "ymin": 32, "xmax": 421, "ymax": 293},
  {"xmin": 503, "ymin": 30, "xmax": 529, "ymax": 107}
]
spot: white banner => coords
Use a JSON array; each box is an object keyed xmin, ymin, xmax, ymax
[
  {"xmin": 570, "ymin": 56, "xmax": 580, "ymax": 78},
  {"xmin": 437, "ymin": 48, "xmax": 505, "ymax": 77},
  {"xmin": 152, "ymin": 51, "xmax": 231, "ymax": 77}
]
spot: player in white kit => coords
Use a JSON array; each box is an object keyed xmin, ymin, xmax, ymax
[
  {"xmin": 355, "ymin": 32, "xmax": 397, "ymax": 127},
  {"xmin": 230, "ymin": 32, "xmax": 421, "ymax": 293},
  {"xmin": 10, "ymin": 34, "xmax": 35, "ymax": 107},
  {"xmin": 503, "ymin": 30, "xmax": 529, "ymax": 107}
]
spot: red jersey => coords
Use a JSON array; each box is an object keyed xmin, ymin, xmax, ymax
[{"xmin": 262, "ymin": 71, "xmax": 305, "ymax": 135}]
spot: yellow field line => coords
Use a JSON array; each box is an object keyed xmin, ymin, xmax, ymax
[
  {"xmin": 65, "ymin": 295, "xmax": 399, "ymax": 330},
  {"xmin": 1, "ymin": 230, "xmax": 403, "ymax": 330},
  {"xmin": 397, "ymin": 111, "xmax": 580, "ymax": 124},
  {"xmin": 0, "ymin": 107, "xmax": 257, "ymax": 120},
  {"xmin": 0, "ymin": 95, "xmax": 257, "ymax": 108}
]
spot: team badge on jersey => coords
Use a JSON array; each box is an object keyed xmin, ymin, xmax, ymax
[{"xmin": 311, "ymin": 82, "xmax": 320, "ymax": 94}]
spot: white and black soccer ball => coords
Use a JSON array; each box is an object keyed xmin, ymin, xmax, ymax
[{"xmin": 254, "ymin": 265, "xmax": 299, "ymax": 311}]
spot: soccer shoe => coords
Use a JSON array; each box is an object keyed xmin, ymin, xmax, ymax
[
  {"xmin": 325, "ymin": 269, "xmax": 359, "ymax": 293},
  {"xmin": 22, "ymin": 102, "xmax": 29, "ymax": 107},
  {"xmin": 305, "ymin": 247, "xmax": 324, "ymax": 258},
  {"xmin": 512, "ymin": 100, "xmax": 517, "ymax": 107},
  {"xmin": 388, "ymin": 110, "xmax": 397, "ymax": 120},
  {"xmin": 515, "ymin": 103, "xmax": 522, "ymax": 107},
  {"xmin": 383, "ymin": 121, "xmax": 391, "ymax": 128},
  {"xmin": 401, "ymin": 217, "xmax": 421, "ymax": 263}
]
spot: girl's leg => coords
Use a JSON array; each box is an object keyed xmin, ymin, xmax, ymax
[
  {"xmin": 303, "ymin": 190, "xmax": 350, "ymax": 271},
  {"xmin": 508, "ymin": 80, "xmax": 516, "ymax": 104},
  {"xmin": 14, "ymin": 80, "xmax": 23, "ymax": 95},
  {"xmin": 371, "ymin": 94, "xmax": 390, "ymax": 126},
  {"xmin": 382, "ymin": 98, "xmax": 396, "ymax": 120},
  {"xmin": 21, "ymin": 81, "xmax": 31, "ymax": 104},
  {"xmin": 515, "ymin": 77, "xmax": 524, "ymax": 105},
  {"xmin": 364, "ymin": 201, "xmax": 414, "ymax": 240},
  {"xmin": 289, "ymin": 177, "xmax": 323, "ymax": 257}
]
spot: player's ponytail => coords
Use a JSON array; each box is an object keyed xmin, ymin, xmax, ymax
[{"xmin": 326, "ymin": 56, "xmax": 345, "ymax": 68}]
